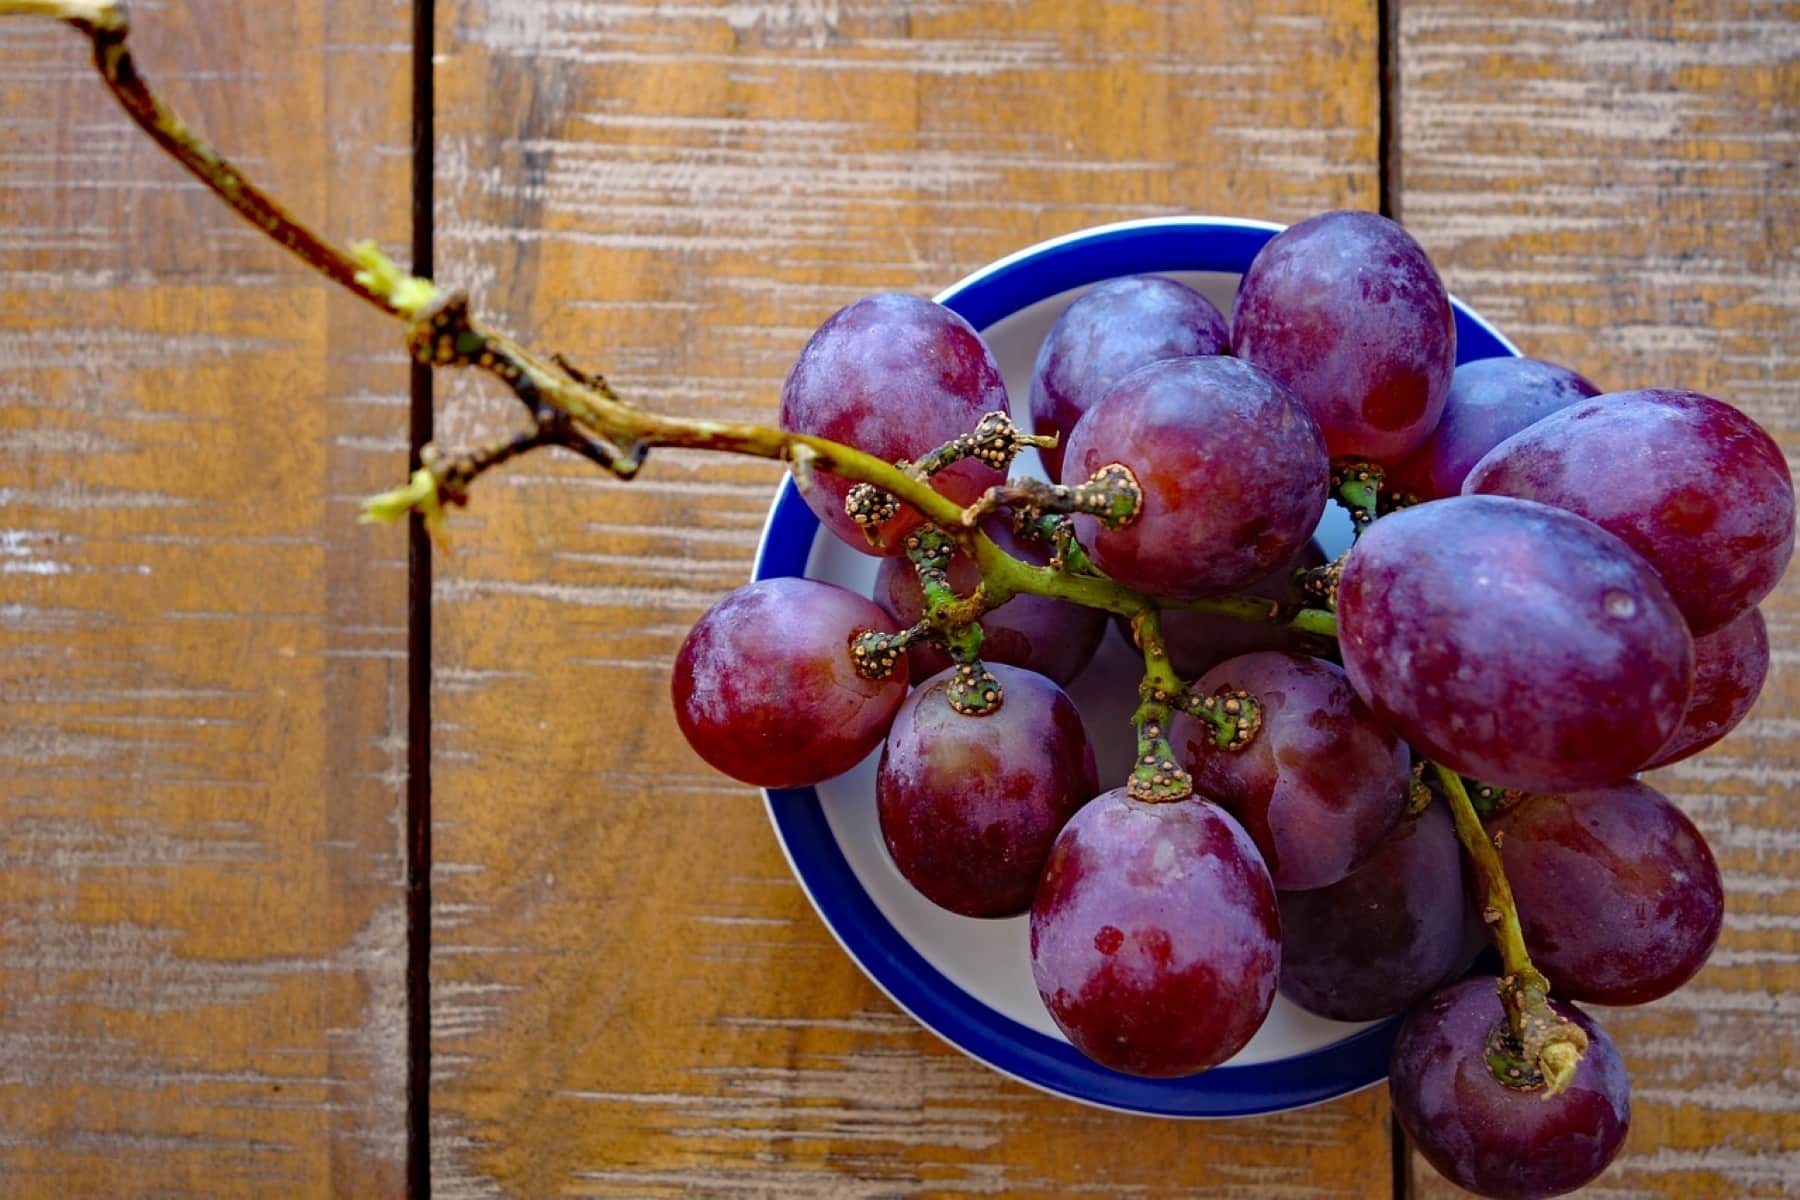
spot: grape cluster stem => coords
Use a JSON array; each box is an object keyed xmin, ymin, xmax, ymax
[
  {"xmin": 1433, "ymin": 764, "xmax": 1590, "ymax": 1095},
  {"xmin": 0, "ymin": 2, "xmax": 1347, "ymax": 646}
]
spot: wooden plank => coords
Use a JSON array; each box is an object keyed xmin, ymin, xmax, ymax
[
  {"xmin": 0, "ymin": 1, "xmax": 413, "ymax": 1193},
  {"xmin": 1396, "ymin": 2, "xmax": 1799, "ymax": 1196},
  {"xmin": 425, "ymin": 2, "xmax": 1393, "ymax": 1196}
]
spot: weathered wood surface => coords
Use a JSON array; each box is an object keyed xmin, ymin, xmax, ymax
[
  {"xmin": 0, "ymin": 1, "xmax": 412, "ymax": 1194},
  {"xmin": 1398, "ymin": 2, "xmax": 1800, "ymax": 1197},
  {"xmin": 426, "ymin": 2, "xmax": 1393, "ymax": 1196},
  {"xmin": 3, "ymin": 0, "xmax": 1795, "ymax": 1195}
]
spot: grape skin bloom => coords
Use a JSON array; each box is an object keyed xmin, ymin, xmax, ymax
[
  {"xmin": 1277, "ymin": 800, "xmax": 1481, "ymax": 1022},
  {"xmin": 1385, "ymin": 356, "xmax": 1599, "ymax": 501},
  {"xmin": 672, "ymin": 578, "xmax": 908, "ymax": 789},
  {"xmin": 1029, "ymin": 789, "xmax": 1279, "ymax": 1077},
  {"xmin": 1337, "ymin": 495, "xmax": 1693, "ymax": 791},
  {"xmin": 1493, "ymin": 781, "xmax": 1724, "ymax": 1007},
  {"xmin": 1174, "ymin": 651, "xmax": 1410, "ymax": 891},
  {"xmin": 780, "ymin": 293, "xmax": 1007, "ymax": 557},
  {"xmin": 1464, "ymin": 387, "xmax": 1796, "ymax": 634},
  {"xmin": 1029, "ymin": 275, "xmax": 1229, "ymax": 482},
  {"xmin": 878, "ymin": 664, "xmax": 1099, "ymax": 918},
  {"xmin": 1232, "ymin": 210, "xmax": 1456, "ymax": 462},
  {"xmin": 1646, "ymin": 606, "xmax": 1770, "ymax": 768},
  {"xmin": 1062, "ymin": 355, "xmax": 1328, "ymax": 599}
]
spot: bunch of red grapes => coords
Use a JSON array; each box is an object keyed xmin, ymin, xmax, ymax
[{"xmin": 670, "ymin": 212, "xmax": 1794, "ymax": 1200}]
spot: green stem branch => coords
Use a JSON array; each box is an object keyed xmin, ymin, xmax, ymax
[{"xmin": 1125, "ymin": 611, "xmax": 1194, "ymax": 803}]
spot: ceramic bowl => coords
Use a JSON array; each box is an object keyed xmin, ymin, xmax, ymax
[{"xmin": 753, "ymin": 216, "xmax": 1517, "ymax": 1117}]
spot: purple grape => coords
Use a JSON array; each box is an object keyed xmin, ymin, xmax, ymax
[
  {"xmin": 780, "ymin": 293, "xmax": 1006, "ymax": 556},
  {"xmin": 1278, "ymin": 800, "xmax": 1482, "ymax": 1022},
  {"xmin": 1061, "ymin": 355, "xmax": 1327, "ymax": 598},
  {"xmin": 1030, "ymin": 788, "xmax": 1279, "ymax": 1076},
  {"xmin": 1464, "ymin": 388, "xmax": 1796, "ymax": 633},
  {"xmin": 1386, "ymin": 357, "xmax": 1600, "ymax": 501},
  {"xmin": 671, "ymin": 578, "xmax": 907, "ymax": 788},
  {"xmin": 1231, "ymin": 211, "xmax": 1456, "ymax": 462},
  {"xmin": 1338, "ymin": 496, "xmax": 1693, "ymax": 791},
  {"xmin": 1391, "ymin": 977, "xmax": 1630, "ymax": 1200},
  {"xmin": 1647, "ymin": 606, "xmax": 1770, "ymax": 768},
  {"xmin": 1173, "ymin": 652, "xmax": 1410, "ymax": 890},
  {"xmin": 1029, "ymin": 275, "xmax": 1229, "ymax": 481},
  {"xmin": 1137, "ymin": 540, "xmax": 1330, "ymax": 680},
  {"xmin": 873, "ymin": 521, "xmax": 1106, "ymax": 686},
  {"xmin": 878, "ymin": 664, "xmax": 1098, "ymax": 918},
  {"xmin": 1493, "ymin": 781, "xmax": 1723, "ymax": 1007}
]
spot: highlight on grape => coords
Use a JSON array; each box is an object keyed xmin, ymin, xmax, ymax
[{"xmin": 9, "ymin": 5, "xmax": 1793, "ymax": 1197}]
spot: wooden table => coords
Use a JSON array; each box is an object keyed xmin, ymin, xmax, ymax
[{"xmin": 1, "ymin": 2, "xmax": 1794, "ymax": 1196}]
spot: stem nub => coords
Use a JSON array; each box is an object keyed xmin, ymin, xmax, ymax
[
  {"xmin": 1330, "ymin": 460, "xmax": 1385, "ymax": 530},
  {"xmin": 946, "ymin": 661, "xmax": 1004, "ymax": 716},
  {"xmin": 1176, "ymin": 688, "xmax": 1263, "ymax": 752}
]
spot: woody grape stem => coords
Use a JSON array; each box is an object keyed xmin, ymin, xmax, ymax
[
  {"xmin": 1433, "ymin": 764, "xmax": 1589, "ymax": 1095},
  {"xmin": 12, "ymin": 1, "xmax": 1338, "ymax": 642}
]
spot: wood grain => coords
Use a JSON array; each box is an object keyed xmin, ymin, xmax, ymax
[
  {"xmin": 0, "ymin": 1, "xmax": 413, "ymax": 1194},
  {"xmin": 1396, "ymin": 2, "xmax": 1799, "ymax": 1196},
  {"xmin": 425, "ymin": 1, "xmax": 1390, "ymax": 1196}
]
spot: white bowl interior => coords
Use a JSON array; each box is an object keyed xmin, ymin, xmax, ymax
[{"xmin": 802, "ymin": 270, "xmax": 1368, "ymax": 1067}]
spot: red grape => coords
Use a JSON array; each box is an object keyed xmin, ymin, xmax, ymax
[
  {"xmin": 873, "ymin": 521, "xmax": 1106, "ymax": 686},
  {"xmin": 1278, "ymin": 800, "xmax": 1482, "ymax": 1022},
  {"xmin": 1029, "ymin": 275, "xmax": 1229, "ymax": 481},
  {"xmin": 1492, "ymin": 781, "xmax": 1723, "ymax": 1007},
  {"xmin": 878, "ymin": 664, "xmax": 1098, "ymax": 917},
  {"xmin": 1061, "ymin": 355, "xmax": 1327, "ymax": 598},
  {"xmin": 1464, "ymin": 388, "xmax": 1796, "ymax": 633},
  {"xmin": 671, "ymin": 578, "xmax": 907, "ymax": 788},
  {"xmin": 1386, "ymin": 356, "xmax": 1599, "ymax": 501},
  {"xmin": 1338, "ymin": 496, "xmax": 1693, "ymax": 791},
  {"xmin": 1173, "ymin": 652, "xmax": 1410, "ymax": 890},
  {"xmin": 1231, "ymin": 210, "xmax": 1455, "ymax": 462},
  {"xmin": 780, "ymin": 293, "xmax": 1006, "ymax": 556},
  {"xmin": 1029, "ymin": 788, "xmax": 1279, "ymax": 1077},
  {"xmin": 1391, "ymin": 977, "xmax": 1630, "ymax": 1200},
  {"xmin": 1646, "ymin": 606, "xmax": 1770, "ymax": 768}
]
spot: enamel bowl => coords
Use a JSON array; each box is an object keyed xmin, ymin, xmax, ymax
[{"xmin": 753, "ymin": 216, "xmax": 1517, "ymax": 1117}]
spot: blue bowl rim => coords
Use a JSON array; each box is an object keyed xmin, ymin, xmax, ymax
[{"xmin": 752, "ymin": 214, "xmax": 1519, "ymax": 1118}]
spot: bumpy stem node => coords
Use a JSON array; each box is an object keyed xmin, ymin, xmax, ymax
[
  {"xmin": 1176, "ymin": 688, "xmax": 1263, "ymax": 752},
  {"xmin": 1013, "ymin": 512, "xmax": 1096, "ymax": 575},
  {"xmin": 946, "ymin": 661, "xmax": 1004, "ymax": 716},
  {"xmin": 915, "ymin": 411, "xmax": 1055, "ymax": 475},
  {"xmin": 849, "ymin": 624, "xmax": 924, "ymax": 681},
  {"xmin": 1330, "ymin": 460, "xmax": 1385, "ymax": 530},
  {"xmin": 961, "ymin": 463, "xmax": 1143, "ymax": 530},
  {"xmin": 1298, "ymin": 553, "xmax": 1346, "ymax": 612},
  {"xmin": 841, "ymin": 413, "xmax": 1050, "ymax": 545},
  {"xmin": 1405, "ymin": 762, "xmax": 1433, "ymax": 815},
  {"xmin": 1467, "ymin": 778, "xmax": 1525, "ymax": 819},
  {"xmin": 845, "ymin": 483, "xmax": 903, "ymax": 537}
]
